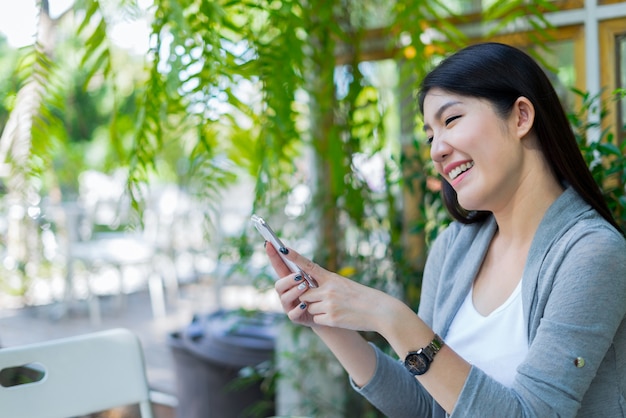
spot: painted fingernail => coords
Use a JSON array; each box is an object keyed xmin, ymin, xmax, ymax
[
  {"xmin": 294, "ymin": 274, "xmax": 303, "ymax": 281},
  {"xmin": 297, "ymin": 282, "xmax": 307, "ymax": 290},
  {"xmin": 279, "ymin": 247, "xmax": 289, "ymax": 254},
  {"xmin": 299, "ymin": 303, "xmax": 307, "ymax": 309},
  {"xmin": 264, "ymin": 240, "xmax": 268, "ymax": 248}
]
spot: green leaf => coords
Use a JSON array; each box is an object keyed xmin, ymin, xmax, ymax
[{"xmin": 598, "ymin": 143, "xmax": 622, "ymax": 157}]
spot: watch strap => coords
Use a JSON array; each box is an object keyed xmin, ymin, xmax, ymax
[{"xmin": 422, "ymin": 333, "xmax": 444, "ymax": 361}]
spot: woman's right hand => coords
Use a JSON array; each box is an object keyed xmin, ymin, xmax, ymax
[{"xmin": 266, "ymin": 243, "xmax": 317, "ymax": 327}]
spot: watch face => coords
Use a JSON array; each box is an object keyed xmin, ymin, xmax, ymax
[{"xmin": 405, "ymin": 352, "xmax": 429, "ymax": 375}]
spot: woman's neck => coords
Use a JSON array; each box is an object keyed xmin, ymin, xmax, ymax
[{"xmin": 492, "ymin": 171, "xmax": 564, "ymax": 248}]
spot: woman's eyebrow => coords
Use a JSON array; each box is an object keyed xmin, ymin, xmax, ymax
[{"xmin": 423, "ymin": 100, "xmax": 462, "ymax": 132}]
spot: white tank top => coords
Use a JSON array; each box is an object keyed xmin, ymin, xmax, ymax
[{"xmin": 445, "ymin": 280, "xmax": 528, "ymax": 388}]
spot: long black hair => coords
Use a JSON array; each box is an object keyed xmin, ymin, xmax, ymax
[{"xmin": 418, "ymin": 42, "xmax": 621, "ymax": 234}]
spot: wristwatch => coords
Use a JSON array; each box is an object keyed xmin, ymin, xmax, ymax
[{"xmin": 404, "ymin": 334, "xmax": 444, "ymax": 376}]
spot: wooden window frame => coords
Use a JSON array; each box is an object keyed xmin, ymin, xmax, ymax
[{"xmin": 599, "ymin": 17, "xmax": 626, "ymax": 143}]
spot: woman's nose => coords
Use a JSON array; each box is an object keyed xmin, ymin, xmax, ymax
[{"xmin": 430, "ymin": 134, "xmax": 451, "ymax": 163}]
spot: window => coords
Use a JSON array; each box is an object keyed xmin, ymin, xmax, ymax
[{"xmin": 532, "ymin": 39, "xmax": 578, "ymax": 111}]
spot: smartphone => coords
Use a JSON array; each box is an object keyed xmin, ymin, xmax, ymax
[{"xmin": 251, "ymin": 214, "xmax": 318, "ymax": 288}]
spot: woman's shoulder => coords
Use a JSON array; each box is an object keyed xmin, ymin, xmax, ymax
[
  {"xmin": 536, "ymin": 187, "xmax": 626, "ymax": 255},
  {"xmin": 557, "ymin": 214, "xmax": 626, "ymax": 259}
]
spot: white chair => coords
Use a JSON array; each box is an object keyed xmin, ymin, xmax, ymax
[{"xmin": 0, "ymin": 328, "xmax": 154, "ymax": 418}]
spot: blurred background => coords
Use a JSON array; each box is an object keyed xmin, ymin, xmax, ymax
[{"xmin": 0, "ymin": 1, "xmax": 625, "ymax": 417}]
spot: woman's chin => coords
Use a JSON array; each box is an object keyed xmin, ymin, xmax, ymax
[{"xmin": 456, "ymin": 194, "xmax": 482, "ymax": 213}]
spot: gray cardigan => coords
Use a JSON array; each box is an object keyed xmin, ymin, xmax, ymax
[{"xmin": 353, "ymin": 187, "xmax": 626, "ymax": 417}]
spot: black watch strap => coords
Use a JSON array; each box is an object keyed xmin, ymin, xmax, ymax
[{"xmin": 422, "ymin": 334, "xmax": 444, "ymax": 360}]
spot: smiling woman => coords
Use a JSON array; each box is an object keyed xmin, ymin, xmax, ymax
[
  {"xmin": 418, "ymin": 43, "xmax": 621, "ymax": 232},
  {"xmin": 262, "ymin": 42, "xmax": 626, "ymax": 418}
]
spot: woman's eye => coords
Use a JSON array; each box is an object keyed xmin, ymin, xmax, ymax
[
  {"xmin": 426, "ymin": 136, "xmax": 433, "ymax": 145},
  {"xmin": 445, "ymin": 115, "xmax": 461, "ymax": 125}
]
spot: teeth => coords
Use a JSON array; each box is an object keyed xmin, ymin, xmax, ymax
[{"xmin": 449, "ymin": 161, "xmax": 474, "ymax": 180}]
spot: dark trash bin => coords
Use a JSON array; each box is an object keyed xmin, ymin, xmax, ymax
[{"xmin": 169, "ymin": 309, "xmax": 281, "ymax": 418}]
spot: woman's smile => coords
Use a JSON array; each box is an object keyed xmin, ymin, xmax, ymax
[{"xmin": 447, "ymin": 161, "xmax": 474, "ymax": 181}]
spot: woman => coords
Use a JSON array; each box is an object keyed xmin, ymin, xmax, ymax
[{"xmin": 265, "ymin": 43, "xmax": 626, "ymax": 417}]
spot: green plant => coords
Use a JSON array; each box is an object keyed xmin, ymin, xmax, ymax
[{"xmin": 569, "ymin": 88, "xmax": 626, "ymax": 234}]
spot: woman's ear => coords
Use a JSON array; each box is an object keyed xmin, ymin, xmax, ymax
[{"xmin": 514, "ymin": 96, "xmax": 535, "ymax": 139}]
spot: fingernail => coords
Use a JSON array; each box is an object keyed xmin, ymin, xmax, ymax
[
  {"xmin": 279, "ymin": 247, "xmax": 289, "ymax": 254},
  {"xmin": 299, "ymin": 303, "xmax": 307, "ymax": 309},
  {"xmin": 294, "ymin": 274, "xmax": 303, "ymax": 281},
  {"xmin": 297, "ymin": 282, "xmax": 307, "ymax": 290},
  {"xmin": 264, "ymin": 240, "xmax": 267, "ymax": 248}
]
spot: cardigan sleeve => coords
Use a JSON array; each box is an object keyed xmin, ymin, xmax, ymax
[{"xmin": 350, "ymin": 343, "xmax": 439, "ymax": 418}]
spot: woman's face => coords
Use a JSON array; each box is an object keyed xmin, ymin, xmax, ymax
[{"xmin": 423, "ymin": 88, "xmax": 525, "ymax": 212}]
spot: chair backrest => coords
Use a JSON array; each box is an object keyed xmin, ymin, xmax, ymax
[{"xmin": 0, "ymin": 328, "xmax": 154, "ymax": 418}]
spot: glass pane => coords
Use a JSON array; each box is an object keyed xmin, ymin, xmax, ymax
[
  {"xmin": 531, "ymin": 40, "xmax": 577, "ymax": 111},
  {"xmin": 444, "ymin": 0, "xmax": 483, "ymax": 14}
]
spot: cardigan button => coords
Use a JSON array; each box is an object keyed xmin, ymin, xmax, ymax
[{"xmin": 574, "ymin": 357, "xmax": 585, "ymax": 368}]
